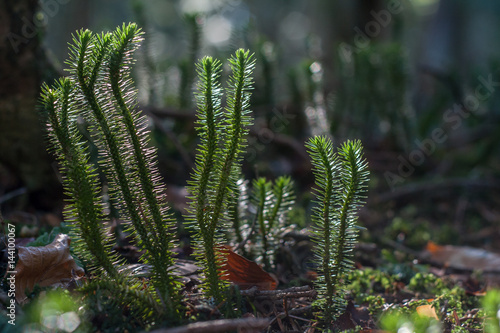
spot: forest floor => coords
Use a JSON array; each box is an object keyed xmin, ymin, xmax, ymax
[
  {"xmin": 2, "ymin": 151, "xmax": 500, "ymax": 332},
  {"xmin": 2, "ymin": 187, "xmax": 500, "ymax": 332}
]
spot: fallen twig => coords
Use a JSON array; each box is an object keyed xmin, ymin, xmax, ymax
[
  {"xmin": 150, "ymin": 318, "xmax": 271, "ymax": 333},
  {"xmin": 271, "ymin": 305, "xmax": 313, "ymax": 323},
  {"xmin": 241, "ymin": 286, "xmax": 316, "ymax": 300}
]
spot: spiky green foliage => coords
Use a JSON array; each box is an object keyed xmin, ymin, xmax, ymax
[
  {"xmin": 251, "ymin": 177, "xmax": 272, "ymax": 268},
  {"xmin": 41, "ymin": 23, "xmax": 182, "ymax": 325},
  {"xmin": 226, "ymin": 176, "xmax": 295, "ymax": 267},
  {"xmin": 306, "ymin": 137, "xmax": 369, "ymax": 323},
  {"xmin": 80, "ymin": 279, "xmax": 162, "ymax": 328},
  {"xmin": 41, "ymin": 21, "xmax": 373, "ymax": 331},
  {"xmin": 187, "ymin": 49, "xmax": 255, "ymax": 303},
  {"xmin": 250, "ymin": 176, "xmax": 295, "ymax": 270},
  {"xmin": 228, "ymin": 178, "xmax": 250, "ymax": 250},
  {"xmin": 42, "ymin": 78, "xmax": 120, "ymax": 280}
]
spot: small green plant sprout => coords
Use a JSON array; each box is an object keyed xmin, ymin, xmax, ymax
[
  {"xmin": 250, "ymin": 176, "xmax": 295, "ymax": 271},
  {"xmin": 186, "ymin": 49, "xmax": 255, "ymax": 304},
  {"xmin": 225, "ymin": 175, "xmax": 295, "ymax": 268},
  {"xmin": 41, "ymin": 23, "xmax": 182, "ymax": 326},
  {"xmin": 306, "ymin": 137, "xmax": 369, "ymax": 323}
]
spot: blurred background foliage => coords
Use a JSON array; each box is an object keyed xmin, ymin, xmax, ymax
[{"xmin": 2, "ymin": 0, "xmax": 500, "ymax": 250}]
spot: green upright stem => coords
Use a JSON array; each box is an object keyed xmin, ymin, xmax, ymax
[
  {"xmin": 109, "ymin": 26, "xmax": 165, "ymax": 241},
  {"xmin": 107, "ymin": 24, "xmax": 179, "ymax": 317},
  {"xmin": 205, "ymin": 53, "xmax": 249, "ymax": 301},
  {"xmin": 195, "ymin": 59, "xmax": 220, "ymax": 232},
  {"xmin": 267, "ymin": 182, "xmax": 284, "ymax": 231},
  {"xmin": 75, "ymin": 28, "xmax": 180, "ymax": 321},
  {"xmin": 209, "ymin": 50, "xmax": 252, "ymax": 237},
  {"xmin": 192, "ymin": 57, "xmax": 224, "ymax": 302},
  {"xmin": 316, "ymin": 142, "xmax": 335, "ymax": 318},
  {"xmin": 255, "ymin": 180, "xmax": 270, "ymax": 270},
  {"xmin": 43, "ymin": 80, "xmax": 119, "ymax": 280},
  {"xmin": 78, "ymin": 52, "xmax": 150, "ymax": 254},
  {"xmin": 330, "ymin": 161, "xmax": 357, "ymax": 299}
]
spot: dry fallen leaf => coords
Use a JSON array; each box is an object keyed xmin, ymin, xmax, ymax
[
  {"xmin": 15, "ymin": 234, "xmax": 84, "ymax": 303},
  {"xmin": 416, "ymin": 304, "xmax": 439, "ymax": 320},
  {"xmin": 423, "ymin": 241, "xmax": 500, "ymax": 271},
  {"xmin": 219, "ymin": 245, "xmax": 277, "ymax": 290}
]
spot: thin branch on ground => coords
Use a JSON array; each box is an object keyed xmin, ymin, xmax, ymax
[{"xmin": 150, "ymin": 318, "xmax": 271, "ymax": 333}]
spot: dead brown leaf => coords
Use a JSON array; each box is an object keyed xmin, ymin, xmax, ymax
[
  {"xmin": 14, "ymin": 234, "xmax": 84, "ymax": 303},
  {"xmin": 423, "ymin": 241, "xmax": 500, "ymax": 271},
  {"xmin": 416, "ymin": 304, "xmax": 439, "ymax": 320},
  {"xmin": 219, "ymin": 245, "xmax": 277, "ymax": 290}
]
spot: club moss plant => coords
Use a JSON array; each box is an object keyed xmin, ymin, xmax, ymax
[
  {"xmin": 306, "ymin": 137, "xmax": 369, "ymax": 323},
  {"xmin": 41, "ymin": 22, "xmax": 369, "ymax": 330},
  {"xmin": 186, "ymin": 49, "xmax": 255, "ymax": 303},
  {"xmin": 42, "ymin": 23, "xmax": 182, "ymax": 326},
  {"xmin": 249, "ymin": 176, "xmax": 295, "ymax": 270}
]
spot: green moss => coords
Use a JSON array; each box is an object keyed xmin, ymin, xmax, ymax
[
  {"xmin": 407, "ymin": 273, "xmax": 448, "ymax": 296},
  {"xmin": 348, "ymin": 268, "xmax": 399, "ymax": 299},
  {"xmin": 364, "ymin": 295, "xmax": 386, "ymax": 317}
]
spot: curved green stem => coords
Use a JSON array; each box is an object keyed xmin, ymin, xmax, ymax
[
  {"xmin": 107, "ymin": 23, "xmax": 180, "ymax": 318},
  {"xmin": 42, "ymin": 79, "xmax": 119, "ymax": 279}
]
